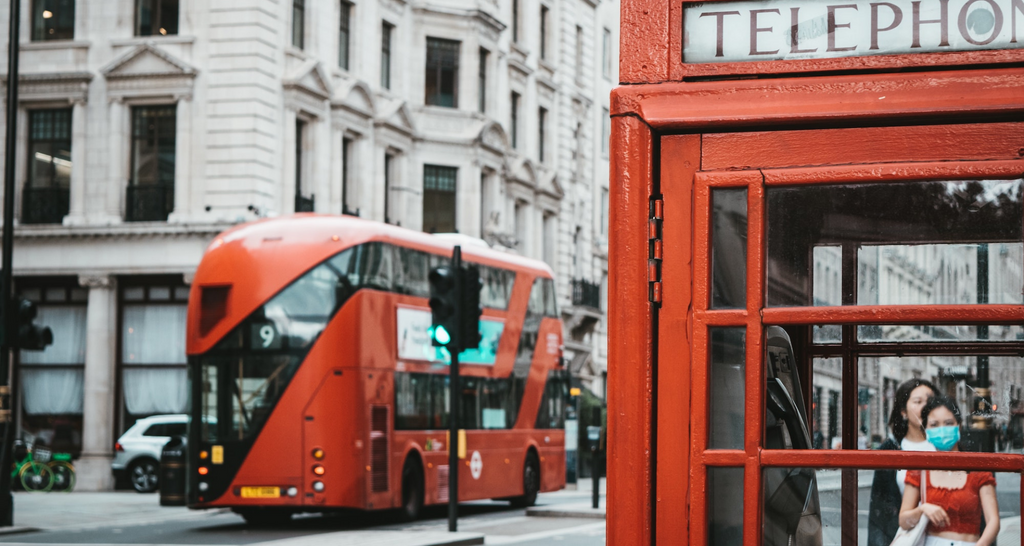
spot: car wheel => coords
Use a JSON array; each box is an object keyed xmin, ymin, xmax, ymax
[
  {"xmin": 400, "ymin": 457, "xmax": 424, "ymax": 521},
  {"xmin": 128, "ymin": 458, "xmax": 159, "ymax": 493},
  {"xmin": 511, "ymin": 452, "xmax": 540, "ymax": 508}
]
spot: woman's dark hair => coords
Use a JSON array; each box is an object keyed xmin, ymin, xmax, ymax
[
  {"xmin": 920, "ymin": 396, "xmax": 963, "ymax": 428},
  {"xmin": 888, "ymin": 378, "xmax": 938, "ymax": 441}
]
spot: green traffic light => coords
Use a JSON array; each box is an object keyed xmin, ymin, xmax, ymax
[{"xmin": 433, "ymin": 325, "xmax": 452, "ymax": 346}]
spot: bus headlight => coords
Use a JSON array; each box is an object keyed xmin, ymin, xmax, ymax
[
  {"xmin": 312, "ymin": 481, "xmax": 324, "ymax": 492},
  {"xmin": 287, "ymin": 487, "xmax": 298, "ymax": 497},
  {"xmin": 198, "ymin": 482, "xmax": 209, "ymax": 492}
]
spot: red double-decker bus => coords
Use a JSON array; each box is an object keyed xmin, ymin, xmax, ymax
[{"xmin": 185, "ymin": 215, "xmax": 568, "ymax": 523}]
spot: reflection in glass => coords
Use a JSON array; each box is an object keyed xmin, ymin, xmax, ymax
[
  {"xmin": 861, "ymin": 470, "xmax": 1019, "ymax": 546},
  {"xmin": 708, "ymin": 467, "xmax": 743, "ymax": 546},
  {"xmin": 710, "ymin": 328, "xmax": 745, "ymax": 449},
  {"xmin": 812, "ymin": 324, "xmax": 841, "ymax": 344},
  {"xmin": 768, "ymin": 179, "xmax": 1023, "ymax": 307},
  {"xmin": 855, "ymin": 356, "xmax": 1024, "ymax": 452},
  {"xmin": 811, "ymin": 358, "xmax": 842, "ymax": 450},
  {"xmin": 858, "ymin": 324, "xmax": 1024, "ymax": 343},
  {"xmin": 763, "ymin": 467, "xmax": 828, "ymax": 546},
  {"xmin": 712, "ymin": 188, "xmax": 747, "ymax": 309}
]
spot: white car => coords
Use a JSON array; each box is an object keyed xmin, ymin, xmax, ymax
[{"xmin": 112, "ymin": 414, "xmax": 187, "ymax": 493}]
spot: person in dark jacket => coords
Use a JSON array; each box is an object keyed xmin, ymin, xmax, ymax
[{"xmin": 867, "ymin": 378, "xmax": 937, "ymax": 546}]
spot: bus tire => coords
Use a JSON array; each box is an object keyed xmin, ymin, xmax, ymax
[
  {"xmin": 511, "ymin": 451, "xmax": 540, "ymax": 508},
  {"xmin": 400, "ymin": 456, "xmax": 424, "ymax": 522}
]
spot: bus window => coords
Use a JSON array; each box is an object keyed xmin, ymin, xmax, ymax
[
  {"xmin": 394, "ymin": 247, "xmax": 431, "ymax": 297},
  {"xmin": 535, "ymin": 369, "xmax": 569, "ymax": 429},
  {"xmin": 479, "ymin": 266, "xmax": 515, "ymax": 310}
]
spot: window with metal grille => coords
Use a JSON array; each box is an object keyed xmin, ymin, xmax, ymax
[
  {"xmin": 128, "ymin": 105, "xmax": 176, "ymax": 222},
  {"xmin": 135, "ymin": 0, "xmax": 178, "ymax": 36},
  {"xmin": 370, "ymin": 406, "xmax": 389, "ymax": 492},
  {"xmin": 423, "ymin": 165, "xmax": 457, "ymax": 234},
  {"xmin": 339, "ymin": 1, "xmax": 352, "ymax": 69},
  {"xmin": 24, "ymin": 109, "xmax": 72, "ymax": 224},
  {"xmin": 426, "ymin": 38, "xmax": 460, "ymax": 108},
  {"xmin": 31, "ymin": 0, "xmax": 75, "ymax": 41}
]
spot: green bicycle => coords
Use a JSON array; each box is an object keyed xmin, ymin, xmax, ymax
[{"xmin": 10, "ymin": 443, "xmax": 75, "ymax": 492}]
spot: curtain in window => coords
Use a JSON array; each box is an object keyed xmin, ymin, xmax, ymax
[
  {"xmin": 124, "ymin": 368, "xmax": 188, "ymax": 415},
  {"xmin": 122, "ymin": 304, "xmax": 187, "ymax": 364},
  {"xmin": 21, "ymin": 306, "xmax": 86, "ymax": 415},
  {"xmin": 22, "ymin": 369, "xmax": 84, "ymax": 415}
]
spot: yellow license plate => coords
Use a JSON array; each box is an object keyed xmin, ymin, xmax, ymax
[{"xmin": 240, "ymin": 486, "xmax": 280, "ymax": 499}]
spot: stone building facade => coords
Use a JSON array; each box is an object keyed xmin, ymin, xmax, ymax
[{"xmin": 0, "ymin": 0, "xmax": 616, "ymax": 490}]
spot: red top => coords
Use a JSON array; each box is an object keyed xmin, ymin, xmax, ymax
[{"xmin": 905, "ymin": 471, "xmax": 996, "ymax": 535}]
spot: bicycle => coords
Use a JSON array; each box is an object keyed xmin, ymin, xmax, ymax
[{"xmin": 9, "ymin": 444, "xmax": 76, "ymax": 492}]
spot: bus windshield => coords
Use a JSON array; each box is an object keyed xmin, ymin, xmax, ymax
[{"xmin": 196, "ymin": 246, "xmax": 359, "ymax": 442}]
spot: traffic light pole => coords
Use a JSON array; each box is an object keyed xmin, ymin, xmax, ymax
[
  {"xmin": 448, "ymin": 246, "xmax": 461, "ymax": 533},
  {"xmin": 0, "ymin": 0, "xmax": 21, "ymax": 526}
]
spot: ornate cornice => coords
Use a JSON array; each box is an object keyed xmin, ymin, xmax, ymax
[
  {"xmin": 1, "ymin": 72, "xmax": 93, "ymax": 103},
  {"xmin": 13, "ymin": 222, "xmax": 229, "ymax": 241},
  {"xmin": 78, "ymin": 274, "xmax": 116, "ymax": 289}
]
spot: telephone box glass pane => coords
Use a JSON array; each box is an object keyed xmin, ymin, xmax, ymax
[
  {"xmin": 708, "ymin": 467, "xmax": 743, "ymax": 545},
  {"xmin": 763, "ymin": 467, "xmax": 836, "ymax": 545},
  {"xmin": 710, "ymin": 328, "xmax": 745, "ymax": 449},
  {"xmin": 712, "ymin": 188, "xmax": 747, "ymax": 309},
  {"xmin": 858, "ymin": 324, "xmax": 1024, "ymax": 343},
  {"xmin": 856, "ymin": 355, "xmax": 1024, "ymax": 452},
  {"xmin": 811, "ymin": 358, "xmax": 842, "ymax": 450},
  {"xmin": 766, "ymin": 179, "xmax": 1023, "ymax": 307},
  {"xmin": 860, "ymin": 470, "xmax": 1019, "ymax": 545}
]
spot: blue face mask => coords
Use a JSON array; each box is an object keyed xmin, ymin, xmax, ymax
[{"xmin": 926, "ymin": 425, "xmax": 960, "ymax": 451}]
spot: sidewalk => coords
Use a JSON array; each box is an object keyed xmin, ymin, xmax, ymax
[{"xmin": 527, "ymin": 478, "xmax": 606, "ymax": 519}]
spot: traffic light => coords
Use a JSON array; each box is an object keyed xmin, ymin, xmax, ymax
[
  {"xmin": 458, "ymin": 266, "xmax": 483, "ymax": 350},
  {"xmin": 428, "ymin": 266, "xmax": 458, "ymax": 348},
  {"xmin": 16, "ymin": 299, "xmax": 52, "ymax": 351}
]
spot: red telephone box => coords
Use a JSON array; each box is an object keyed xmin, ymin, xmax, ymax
[{"xmin": 608, "ymin": 0, "xmax": 1024, "ymax": 544}]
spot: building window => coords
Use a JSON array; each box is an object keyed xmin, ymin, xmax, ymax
[
  {"xmin": 119, "ymin": 279, "xmax": 190, "ymax": 435},
  {"xmin": 342, "ymin": 137, "xmax": 355, "ymax": 215},
  {"xmin": 603, "ymin": 27, "xmax": 612, "ymax": 80},
  {"xmin": 478, "ymin": 48, "xmax": 488, "ymax": 114},
  {"xmin": 339, "ymin": 0, "xmax": 352, "ymax": 70},
  {"xmin": 575, "ymin": 25, "xmax": 584, "ymax": 83},
  {"xmin": 512, "ymin": 0, "xmax": 520, "ymax": 43},
  {"xmin": 17, "ymin": 280, "xmax": 88, "ymax": 460},
  {"xmin": 128, "ymin": 105, "xmax": 176, "ymax": 222},
  {"xmin": 295, "ymin": 119, "xmax": 313, "ymax": 212},
  {"xmin": 510, "ymin": 92, "xmax": 519, "ymax": 149},
  {"xmin": 538, "ymin": 107, "xmax": 547, "ymax": 163},
  {"xmin": 292, "ymin": 0, "xmax": 305, "ymax": 49},
  {"xmin": 543, "ymin": 212, "xmax": 555, "ymax": 265},
  {"xmin": 540, "ymin": 6, "xmax": 549, "ymax": 59},
  {"xmin": 602, "ymin": 107, "xmax": 610, "ymax": 158},
  {"xmin": 135, "ymin": 0, "xmax": 178, "ymax": 36},
  {"xmin": 23, "ymin": 109, "xmax": 72, "ymax": 225},
  {"xmin": 381, "ymin": 22, "xmax": 393, "ymax": 90},
  {"xmin": 423, "ymin": 165, "xmax": 457, "ymax": 234},
  {"xmin": 425, "ymin": 38, "xmax": 460, "ymax": 108},
  {"xmin": 31, "ymin": 0, "xmax": 75, "ymax": 41},
  {"xmin": 384, "ymin": 153, "xmax": 394, "ymax": 223}
]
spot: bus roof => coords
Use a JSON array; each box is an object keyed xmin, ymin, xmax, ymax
[{"xmin": 188, "ymin": 214, "xmax": 555, "ymax": 354}]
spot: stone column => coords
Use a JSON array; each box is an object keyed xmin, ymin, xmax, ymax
[
  {"xmin": 282, "ymin": 108, "xmax": 297, "ymax": 214},
  {"xmin": 105, "ymin": 100, "xmax": 126, "ymax": 221},
  {"xmin": 169, "ymin": 96, "xmax": 191, "ymax": 222},
  {"xmin": 75, "ymin": 275, "xmax": 118, "ymax": 491},
  {"xmin": 64, "ymin": 100, "xmax": 88, "ymax": 224}
]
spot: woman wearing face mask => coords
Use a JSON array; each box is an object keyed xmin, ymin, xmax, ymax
[
  {"xmin": 899, "ymin": 396, "xmax": 1000, "ymax": 546},
  {"xmin": 867, "ymin": 378, "xmax": 938, "ymax": 546}
]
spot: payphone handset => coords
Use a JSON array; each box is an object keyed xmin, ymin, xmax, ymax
[{"xmin": 763, "ymin": 326, "xmax": 823, "ymax": 546}]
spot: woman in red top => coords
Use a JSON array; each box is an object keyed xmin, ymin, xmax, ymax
[{"xmin": 898, "ymin": 396, "xmax": 1000, "ymax": 546}]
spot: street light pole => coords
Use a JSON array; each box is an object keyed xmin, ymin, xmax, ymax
[{"xmin": 0, "ymin": 0, "xmax": 21, "ymax": 526}]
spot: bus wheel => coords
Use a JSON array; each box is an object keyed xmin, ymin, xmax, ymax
[
  {"xmin": 511, "ymin": 452, "xmax": 540, "ymax": 508},
  {"xmin": 235, "ymin": 508, "xmax": 291, "ymax": 526},
  {"xmin": 400, "ymin": 457, "xmax": 424, "ymax": 521}
]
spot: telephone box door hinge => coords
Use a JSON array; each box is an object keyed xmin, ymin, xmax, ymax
[{"xmin": 649, "ymin": 198, "xmax": 663, "ymax": 305}]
